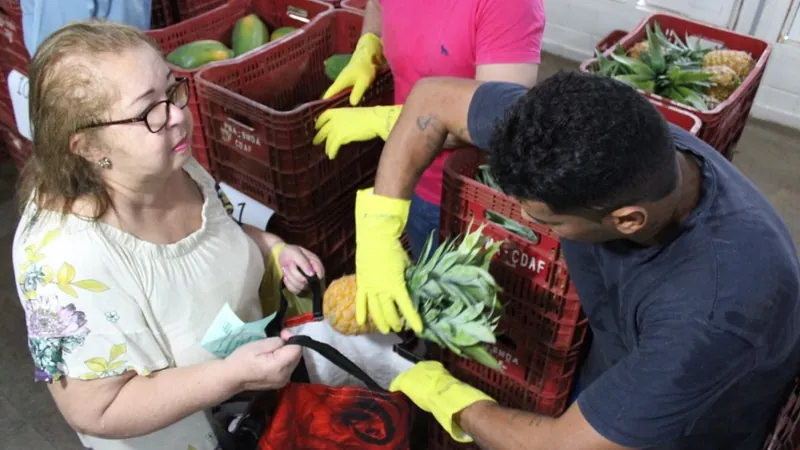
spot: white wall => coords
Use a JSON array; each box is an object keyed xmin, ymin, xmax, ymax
[{"xmin": 541, "ymin": 0, "xmax": 800, "ymax": 131}]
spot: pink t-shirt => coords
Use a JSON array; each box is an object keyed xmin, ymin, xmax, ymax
[{"xmin": 379, "ymin": 0, "xmax": 545, "ymax": 205}]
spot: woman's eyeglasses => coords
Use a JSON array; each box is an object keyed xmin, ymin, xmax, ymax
[{"xmin": 77, "ymin": 77, "xmax": 190, "ymax": 134}]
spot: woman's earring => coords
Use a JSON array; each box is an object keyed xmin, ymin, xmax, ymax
[{"xmin": 97, "ymin": 157, "xmax": 111, "ymax": 169}]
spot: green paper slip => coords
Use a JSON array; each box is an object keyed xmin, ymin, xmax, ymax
[{"xmin": 201, "ymin": 303, "xmax": 278, "ymax": 359}]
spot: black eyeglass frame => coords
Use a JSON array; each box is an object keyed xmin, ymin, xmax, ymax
[{"xmin": 76, "ymin": 77, "xmax": 191, "ymax": 134}]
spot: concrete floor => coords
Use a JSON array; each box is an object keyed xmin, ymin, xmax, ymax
[{"xmin": 0, "ymin": 53, "xmax": 798, "ymax": 449}]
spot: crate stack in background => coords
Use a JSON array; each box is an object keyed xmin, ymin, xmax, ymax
[
  {"xmin": 147, "ymin": 0, "xmax": 334, "ymax": 173},
  {"xmin": 194, "ymin": 6, "xmax": 393, "ymax": 280},
  {"xmin": 579, "ymin": 13, "xmax": 772, "ymax": 160},
  {"xmin": 0, "ymin": 0, "xmax": 31, "ymax": 169}
]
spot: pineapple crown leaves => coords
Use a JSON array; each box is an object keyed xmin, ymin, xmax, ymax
[{"xmin": 408, "ymin": 220, "xmax": 506, "ymax": 371}]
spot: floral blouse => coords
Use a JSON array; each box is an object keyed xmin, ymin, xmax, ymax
[{"xmin": 12, "ymin": 159, "xmax": 265, "ymax": 450}]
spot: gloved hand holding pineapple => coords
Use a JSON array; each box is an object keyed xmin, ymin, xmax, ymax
[
  {"xmin": 321, "ymin": 188, "xmax": 507, "ymax": 365},
  {"xmin": 318, "ymin": 188, "xmax": 504, "ymax": 442},
  {"xmin": 313, "ymin": 32, "xmax": 403, "ymax": 159}
]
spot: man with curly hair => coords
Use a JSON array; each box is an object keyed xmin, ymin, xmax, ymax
[{"xmin": 366, "ymin": 71, "xmax": 800, "ymax": 449}]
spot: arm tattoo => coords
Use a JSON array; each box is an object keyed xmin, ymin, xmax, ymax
[{"xmin": 416, "ymin": 114, "xmax": 436, "ymax": 131}]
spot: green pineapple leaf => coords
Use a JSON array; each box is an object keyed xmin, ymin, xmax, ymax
[{"xmin": 608, "ymin": 53, "xmax": 655, "ymax": 78}]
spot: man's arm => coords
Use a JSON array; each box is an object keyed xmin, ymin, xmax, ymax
[
  {"xmin": 373, "ymin": 78, "xmax": 528, "ymax": 199},
  {"xmin": 457, "ymin": 400, "xmax": 629, "ymax": 450},
  {"xmin": 455, "ymin": 318, "xmax": 756, "ymax": 449},
  {"xmin": 361, "ymin": 0, "xmax": 382, "ymax": 37}
]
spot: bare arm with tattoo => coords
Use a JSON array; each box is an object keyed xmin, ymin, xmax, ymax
[{"xmin": 373, "ymin": 77, "xmax": 482, "ymax": 199}]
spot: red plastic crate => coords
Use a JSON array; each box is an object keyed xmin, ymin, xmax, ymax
[
  {"xmin": 195, "ymin": 8, "xmax": 394, "ymax": 221},
  {"xmin": 579, "ymin": 13, "xmax": 771, "ymax": 159},
  {"xmin": 0, "ymin": 120, "xmax": 30, "ymax": 170},
  {"xmin": 0, "ymin": 9, "xmax": 30, "ymax": 74},
  {"xmin": 441, "ymin": 211, "xmax": 588, "ymax": 352},
  {"xmin": 0, "ymin": 0, "xmax": 21, "ymax": 15},
  {"xmin": 593, "ymin": 29, "xmax": 628, "ymax": 53},
  {"xmin": 148, "ymin": 0, "xmax": 334, "ymax": 173},
  {"xmin": 652, "ymin": 99, "xmax": 703, "ymax": 136},
  {"xmin": 266, "ymin": 176, "xmax": 369, "ymax": 259},
  {"xmin": 762, "ymin": 377, "xmax": 800, "ymax": 450},
  {"xmin": 341, "ymin": 0, "xmax": 366, "ymax": 12},
  {"xmin": 0, "ymin": 68, "xmax": 16, "ymax": 129},
  {"xmin": 150, "ymin": 0, "xmax": 229, "ymax": 29},
  {"xmin": 441, "ymin": 148, "xmax": 564, "ymax": 282}
]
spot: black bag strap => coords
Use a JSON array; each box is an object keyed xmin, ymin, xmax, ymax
[
  {"xmin": 284, "ymin": 335, "xmax": 386, "ymax": 392},
  {"xmin": 267, "ymin": 269, "xmax": 387, "ymax": 392},
  {"xmin": 265, "ymin": 268, "xmax": 322, "ymax": 338}
]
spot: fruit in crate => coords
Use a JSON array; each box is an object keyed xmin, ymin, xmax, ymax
[
  {"xmin": 232, "ymin": 13, "xmax": 270, "ymax": 56},
  {"xmin": 703, "ymin": 49, "xmax": 755, "ymax": 79},
  {"xmin": 166, "ymin": 40, "xmax": 234, "ymax": 69},
  {"xmin": 324, "ymin": 53, "xmax": 353, "ymax": 81},
  {"xmin": 270, "ymin": 26, "xmax": 298, "ymax": 42},
  {"xmin": 322, "ymin": 223, "xmax": 505, "ymax": 370},
  {"xmin": 594, "ymin": 24, "xmax": 713, "ymax": 110},
  {"xmin": 704, "ymin": 65, "xmax": 740, "ymax": 102}
]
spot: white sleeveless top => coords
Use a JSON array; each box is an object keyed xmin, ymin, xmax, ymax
[{"xmin": 12, "ymin": 159, "xmax": 265, "ymax": 449}]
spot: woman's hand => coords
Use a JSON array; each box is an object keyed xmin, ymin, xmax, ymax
[
  {"xmin": 224, "ymin": 329, "xmax": 303, "ymax": 391},
  {"xmin": 276, "ymin": 244, "xmax": 325, "ymax": 294}
]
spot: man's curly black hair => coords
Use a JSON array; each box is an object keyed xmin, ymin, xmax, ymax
[{"xmin": 487, "ymin": 70, "xmax": 679, "ymax": 217}]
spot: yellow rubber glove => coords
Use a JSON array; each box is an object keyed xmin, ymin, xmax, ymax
[
  {"xmin": 313, "ymin": 105, "xmax": 402, "ymax": 159},
  {"xmin": 355, "ymin": 188, "xmax": 423, "ymax": 334},
  {"xmin": 322, "ymin": 32, "xmax": 384, "ymax": 106},
  {"xmin": 390, "ymin": 361, "xmax": 496, "ymax": 443}
]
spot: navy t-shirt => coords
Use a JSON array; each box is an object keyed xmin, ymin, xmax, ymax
[{"xmin": 466, "ymin": 81, "xmax": 800, "ymax": 449}]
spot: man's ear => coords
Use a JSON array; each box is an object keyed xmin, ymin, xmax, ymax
[{"xmin": 609, "ymin": 206, "xmax": 647, "ymax": 235}]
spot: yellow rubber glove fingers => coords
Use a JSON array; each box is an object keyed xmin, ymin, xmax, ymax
[
  {"xmin": 313, "ymin": 108, "xmax": 383, "ymax": 159},
  {"xmin": 354, "ymin": 188, "xmax": 423, "ymax": 333},
  {"xmin": 321, "ymin": 33, "xmax": 383, "ymax": 104}
]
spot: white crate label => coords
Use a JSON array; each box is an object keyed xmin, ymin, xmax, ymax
[
  {"xmin": 218, "ymin": 182, "xmax": 274, "ymax": 231},
  {"xmin": 8, "ymin": 70, "xmax": 31, "ymax": 140}
]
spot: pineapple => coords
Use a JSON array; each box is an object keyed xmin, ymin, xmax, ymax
[
  {"xmin": 323, "ymin": 222, "xmax": 505, "ymax": 370},
  {"xmin": 607, "ymin": 24, "xmax": 713, "ymax": 110},
  {"xmin": 704, "ymin": 65, "xmax": 740, "ymax": 103},
  {"xmin": 629, "ymin": 40, "xmax": 650, "ymax": 60},
  {"xmin": 703, "ymin": 49, "xmax": 755, "ymax": 79}
]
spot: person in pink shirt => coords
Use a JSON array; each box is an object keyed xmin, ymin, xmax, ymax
[{"xmin": 313, "ymin": 0, "xmax": 545, "ymax": 261}]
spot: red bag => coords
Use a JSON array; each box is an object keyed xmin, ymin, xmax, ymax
[{"xmin": 221, "ymin": 275, "xmax": 417, "ymax": 450}]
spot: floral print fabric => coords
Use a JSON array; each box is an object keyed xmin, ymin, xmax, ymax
[{"xmin": 10, "ymin": 158, "xmax": 266, "ymax": 450}]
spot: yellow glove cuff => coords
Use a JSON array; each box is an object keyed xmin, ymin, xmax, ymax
[
  {"xmin": 355, "ymin": 188, "xmax": 411, "ymax": 235},
  {"xmin": 355, "ymin": 32, "xmax": 384, "ymax": 65},
  {"xmin": 435, "ymin": 383, "xmax": 496, "ymax": 442},
  {"xmin": 372, "ymin": 105, "xmax": 403, "ymax": 141}
]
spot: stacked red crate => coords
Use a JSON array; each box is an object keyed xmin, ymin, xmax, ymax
[{"xmin": 194, "ymin": 8, "xmax": 394, "ymax": 279}]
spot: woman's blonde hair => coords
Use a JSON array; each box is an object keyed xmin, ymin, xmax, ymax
[{"xmin": 18, "ymin": 20, "xmax": 162, "ymax": 220}]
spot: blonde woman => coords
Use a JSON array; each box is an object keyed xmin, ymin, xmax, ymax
[{"xmin": 12, "ymin": 21, "xmax": 324, "ymax": 449}]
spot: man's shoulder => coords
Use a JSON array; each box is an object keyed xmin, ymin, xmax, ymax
[{"xmin": 467, "ymin": 82, "xmax": 530, "ymax": 149}]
